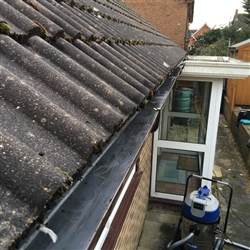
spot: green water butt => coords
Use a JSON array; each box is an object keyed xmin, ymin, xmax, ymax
[{"xmin": 173, "ymin": 88, "xmax": 192, "ymax": 113}]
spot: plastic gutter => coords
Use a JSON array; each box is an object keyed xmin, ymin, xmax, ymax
[{"xmin": 19, "ymin": 62, "xmax": 185, "ymax": 250}]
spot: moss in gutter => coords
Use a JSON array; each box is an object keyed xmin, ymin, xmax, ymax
[
  {"xmin": 56, "ymin": 167, "xmax": 73, "ymax": 183},
  {"xmin": 92, "ymin": 139, "xmax": 105, "ymax": 154},
  {"xmin": 139, "ymin": 98, "xmax": 148, "ymax": 109},
  {"xmin": 113, "ymin": 118, "xmax": 125, "ymax": 132}
]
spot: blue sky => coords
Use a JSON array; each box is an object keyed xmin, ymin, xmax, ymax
[{"xmin": 190, "ymin": 0, "xmax": 246, "ymax": 29}]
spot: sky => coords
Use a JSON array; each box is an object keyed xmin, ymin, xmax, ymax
[{"xmin": 190, "ymin": 0, "xmax": 246, "ymax": 29}]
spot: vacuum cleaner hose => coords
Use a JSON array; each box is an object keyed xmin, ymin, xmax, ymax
[{"xmin": 167, "ymin": 232, "xmax": 194, "ymax": 250}]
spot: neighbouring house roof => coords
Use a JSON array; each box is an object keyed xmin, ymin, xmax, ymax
[
  {"xmin": 187, "ymin": 23, "xmax": 211, "ymax": 47},
  {"xmin": 232, "ymin": 9, "xmax": 249, "ymax": 28},
  {"xmin": 0, "ymin": 0, "xmax": 186, "ymax": 248},
  {"xmin": 192, "ymin": 23, "xmax": 210, "ymax": 37},
  {"xmin": 189, "ymin": 29, "xmax": 197, "ymax": 34}
]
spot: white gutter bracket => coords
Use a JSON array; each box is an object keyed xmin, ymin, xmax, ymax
[{"xmin": 39, "ymin": 225, "xmax": 58, "ymax": 243}]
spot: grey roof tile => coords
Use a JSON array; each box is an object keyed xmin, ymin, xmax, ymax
[
  {"xmin": 114, "ymin": 43, "xmax": 163, "ymax": 81},
  {"xmin": 0, "ymin": 0, "xmax": 186, "ymax": 248},
  {"xmin": 72, "ymin": 39, "xmax": 153, "ymax": 97},
  {"xmin": 54, "ymin": 38, "xmax": 146, "ymax": 102},
  {"xmin": 0, "ymin": 0, "xmax": 42, "ymax": 36},
  {"xmin": 0, "ymin": 185, "xmax": 34, "ymax": 248},
  {"xmin": 90, "ymin": 41, "xmax": 156, "ymax": 91},
  {"xmin": 3, "ymin": 0, "xmax": 64, "ymax": 37},
  {"xmin": 110, "ymin": 43, "xmax": 160, "ymax": 84},
  {"xmin": 34, "ymin": 0, "xmax": 95, "ymax": 39}
]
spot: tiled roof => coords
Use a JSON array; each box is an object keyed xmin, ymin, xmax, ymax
[
  {"xmin": 0, "ymin": 0, "xmax": 186, "ymax": 248},
  {"xmin": 233, "ymin": 13, "xmax": 249, "ymax": 28}
]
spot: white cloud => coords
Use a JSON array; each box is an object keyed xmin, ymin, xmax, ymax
[{"xmin": 190, "ymin": 0, "xmax": 246, "ymax": 29}]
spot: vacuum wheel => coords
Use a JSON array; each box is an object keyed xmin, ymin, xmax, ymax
[{"xmin": 212, "ymin": 238, "xmax": 224, "ymax": 250}]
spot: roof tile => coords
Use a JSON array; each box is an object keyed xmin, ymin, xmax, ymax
[{"xmin": 0, "ymin": 0, "xmax": 186, "ymax": 248}]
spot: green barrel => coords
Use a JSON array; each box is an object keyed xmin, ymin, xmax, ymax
[{"xmin": 173, "ymin": 88, "xmax": 191, "ymax": 112}]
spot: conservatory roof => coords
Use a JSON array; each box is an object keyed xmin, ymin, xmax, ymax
[{"xmin": 180, "ymin": 56, "xmax": 250, "ymax": 79}]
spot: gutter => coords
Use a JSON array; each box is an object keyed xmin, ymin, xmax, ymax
[{"xmin": 19, "ymin": 62, "xmax": 185, "ymax": 250}]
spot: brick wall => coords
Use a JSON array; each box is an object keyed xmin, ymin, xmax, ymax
[
  {"xmin": 123, "ymin": 0, "xmax": 191, "ymax": 48},
  {"xmin": 113, "ymin": 133, "xmax": 153, "ymax": 249}
]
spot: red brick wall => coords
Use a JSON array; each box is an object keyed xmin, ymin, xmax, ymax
[{"xmin": 123, "ymin": 0, "xmax": 191, "ymax": 49}]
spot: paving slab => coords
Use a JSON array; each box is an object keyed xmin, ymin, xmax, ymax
[
  {"xmin": 138, "ymin": 115, "xmax": 250, "ymax": 250},
  {"xmin": 137, "ymin": 204, "xmax": 181, "ymax": 250}
]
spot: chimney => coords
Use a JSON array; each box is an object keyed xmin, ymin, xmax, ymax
[{"xmin": 234, "ymin": 9, "xmax": 239, "ymax": 21}]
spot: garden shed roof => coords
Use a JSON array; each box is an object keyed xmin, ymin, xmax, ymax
[
  {"xmin": 0, "ymin": 0, "xmax": 186, "ymax": 248},
  {"xmin": 229, "ymin": 38, "xmax": 250, "ymax": 49}
]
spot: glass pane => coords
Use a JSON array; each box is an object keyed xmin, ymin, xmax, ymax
[
  {"xmin": 155, "ymin": 148, "xmax": 203, "ymax": 196},
  {"xmin": 166, "ymin": 116, "xmax": 202, "ymax": 143},
  {"xmin": 159, "ymin": 80, "xmax": 211, "ymax": 144}
]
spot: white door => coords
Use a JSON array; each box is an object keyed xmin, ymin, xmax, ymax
[{"xmin": 151, "ymin": 78, "xmax": 223, "ymax": 202}]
